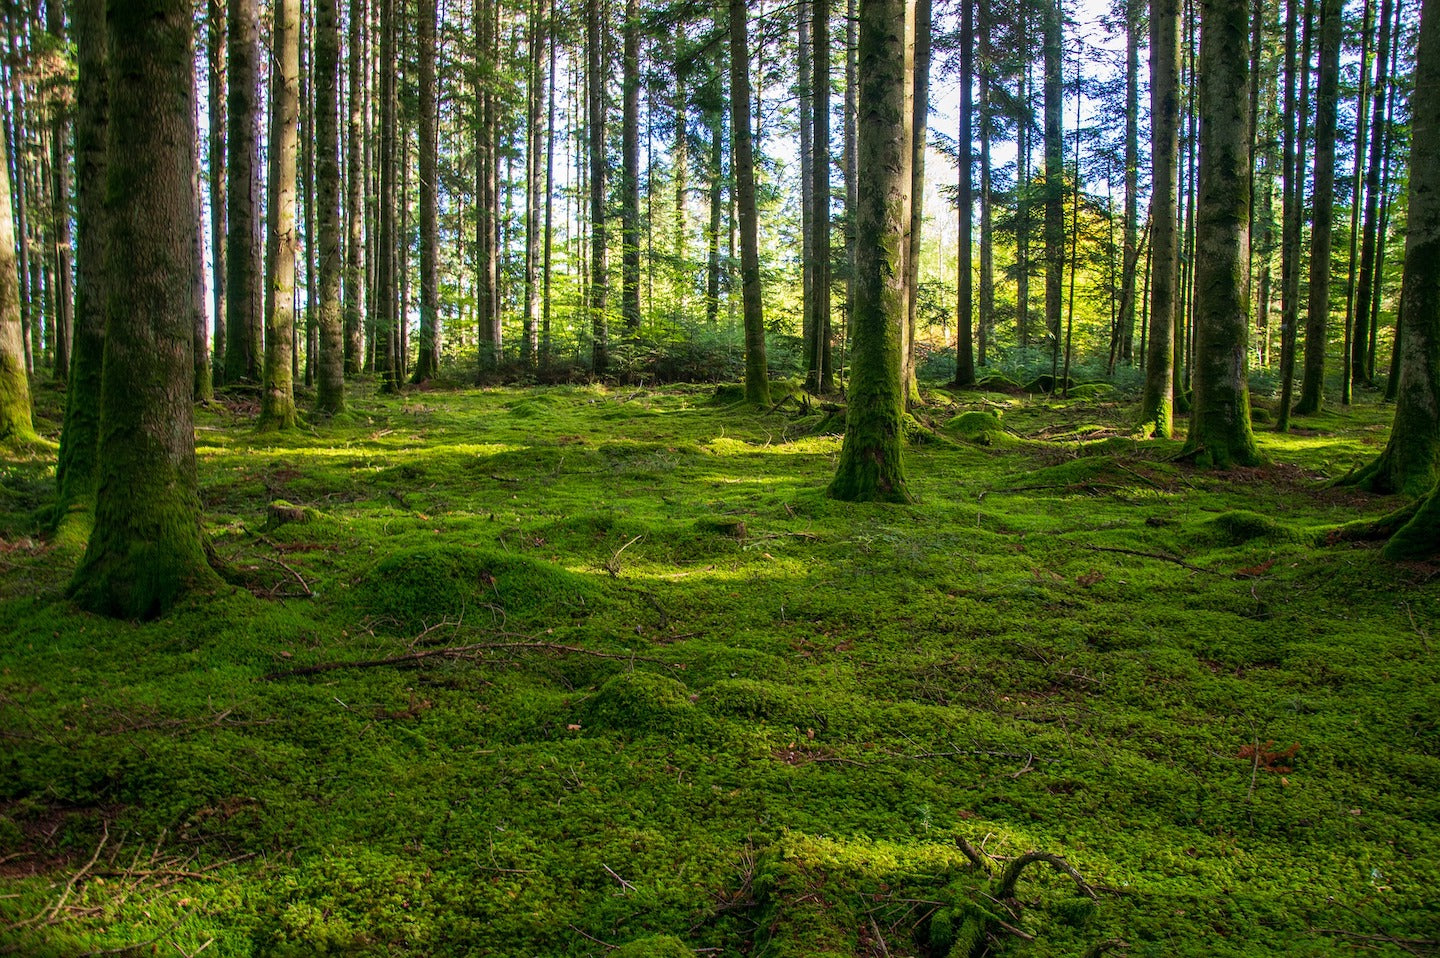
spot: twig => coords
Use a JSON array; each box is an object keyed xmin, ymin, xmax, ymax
[
  {"xmin": 601, "ymin": 863, "xmax": 636, "ymax": 892},
  {"xmin": 567, "ymin": 924, "xmax": 616, "ymax": 949},
  {"xmin": 1402, "ymin": 601, "xmax": 1432, "ymax": 654},
  {"xmin": 260, "ymin": 555, "xmax": 312, "ymax": 597},
  {"xmin": 605, "ymin": 535, "xmax": 644, "ymax": 577},
  {"xmin": 869, "ymin": 915, "xmax": 892, "ymax": 957},
  {"xmin": 996, "ymin": 851, "xmax": 1097, "ymax": 901},
  {"xmin": 954, "ymin": 835, "xmax": 990, "ymax": 873},
  {"xmin": 42, "ymin": 822, "xmax": 109, "ymax": 924},
  {"xmin": 1311, "ymin": 929, "xmax": 1437, "ymax": 956},
  {"xmin": 264, "ymin": 640, "xmax": 678, "ymax": 679},
  {"xmin": 1078, "ymin": 544, "xmax": 1225, "ymax": 576}
]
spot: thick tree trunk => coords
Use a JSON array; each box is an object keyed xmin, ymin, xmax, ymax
[
  {"xmin": 1295, "ymin": 0, "xmax": 1343, "ymax": 414},
  {"xmin": 588, "ymin": 0, "xmax": 609, "ymax": 372},
  {"xmin": 830, "ymin": 0, "xmax": 912, "ymax": 502},
  {"xmin": 261, "ymin": 0, "xmax": 301, "ymax": 428},
  {"xmin": 1353, "ymin": 0, "xmax": 1440, "ymax": 497},
  {"xmin": 314, "ymin": 0, "xmax": 345, "ymax": 409},
  {"xmin": 621, "ymin": 0, "xmax": 642, "ymax": 338},
  {"xmin": 70, "ymin": 0, "xmax": 216, "ymax": 617},
  {"xmin": 1186, "ymin": 0, "xmax": 1260, "ymax": 467},
  {"xmin": 1142, "ymin": 0, "xmax": 1181, "ymax": 436},
  {"xmin": 730, "ymin": 0, "xmax": 770, "ymax": 405},
  {"xmin": 225, "ymin": 0, "xmax": 263, "ymax": 384},
  {"xmin": 55, "ymin": 0, "xmax": 106, "ymax": 512}
]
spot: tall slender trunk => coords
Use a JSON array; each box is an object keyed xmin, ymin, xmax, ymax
[
  {"xmin": 207, "ymin": 0, "xmax": 227, "ymax": 383},
  {"xmin": 977, "ymin": 0, "xmax": 993, "ymax": 367},
  {"xmin": 521, "ymin": 0, "xmax": 547, "ymax": 370},
  {"xmin": 1119, "ymin": 0, "xmax": 1140, "ymax": 363},
  {"xmin": 315, "ymin": 0, "xmax": 345, "ymax": 409},
  {"xmin": 261, "ymin": 0, "xmax": 300, "ymax": 427},
  {"xmin": 730, "ymin": 0, "xmax": 770, "ymax": 404},
  {"xmin": 412, "ymin": 0, "xmax": 440, "ymax": 381},
  {"xmin": 1277, "ymin": 0, "xmax": 1315, "ymax": 429},
  {"xmin": 1353, "ymin": 0, "xmax": 1395, "ymax": 387},
  {"xmin": 810, "ymin": 0, "xmax": 833, "ymax": 391},
  {"xmin": 44, "ymin": 0, "xmax": 72, "ymax": 381},
  {"xmin": 344, "ymin": 0, "xmax": 366, "ymax": 375},
  {"xmin": 844, "ymin": 0, "xmax": 858, "ymax": 349},
  {"xmin": 621, "ymin": 0, "xmax": 642, "ymax": 338},
  {"xmin": 375, "ymin": 0, "xmax": 398, "ymax": 388},
  {"xmin": 800, "ymin": 0, "xmax": 815, "ymax": 365},
  {"xmin": 672, "ymin": 59, "xmax": 688, "ymax": 323},
  {"xmin": 587, "ymin": 0, "xmax": 609, "ymax": 372},
  {"xmin": 706, "ymin": 102, "xmax": 722, "ymax": 328},
  {"xmin": 0, "ymin": 116, "xmax": 33, "ymax": 442},
  {"xmin": 1341, "ymin": 0, "xmax": 1374, "ymax": 403},
  {"xmin": 541, "ymin": 6, "xmax": 557, "ymax": 369},
  {"xmin": 225, "ymin": 0, "xmax": 263, "ymax": 384},
  {"xmin": 954, "ymin": 0, "xmax": 974, "ymax": 386},
  {"xmin": 903, "ymin": 0, "xmax": 929, "ymax": 402},
  {"xmin": 1042, "ymin": 0, "xmax": 1064, "ymax": 375},
  {"xmin": 1142, "ymin": 0, "xmax": 1181, "ymax": 436}
]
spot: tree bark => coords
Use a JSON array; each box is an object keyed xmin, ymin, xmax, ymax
[
  {"xmin": 1352, "ymin": 0, "xmax": 1395, "ymax": 388},
  {"xmin": 261, "ymin": 0, "xmax": 301, "ymax": 427},
  {"xmin": 1142, "ymin": 0, "xmax": 1181, "ymax": 436},
  {"xmin": 343, "ymin": 0, "xmax": 366, "ymax": 375},
  {"xmin": 46, "ymin": 0, "xmax": 73, "ymax": 382},
  {"xmin": 521, "ymin": 0, "xmax": 548, "ymax": 371},
  {"xmin": 810, "ymin": 0, "xmax": 834, "ymax": 392},
  {"xmin": 70, "ymin": 0, "xmax": 217, "ymax": 617},
  {"xmin": 588, "ymin": 0, "xmax": 609, "ymax": 372},
  {"xmin": 1185, "ymin": 0, "xmax": 1260, "ymax": 467},
  {"xmin": 0, "ymin": 115, "xmax": 33, "ymax": 443},
  {"xmin": 225, "ymin": 0, "xmax": 262, "ymax": 384},
  {"xmin": 977, "ymin": 0, "xmax": 993, "ymax": 368},
  {"xmin": 207, "ymin": 0, "xmax": 227, "ymax": 384},
  {"xmin": 829, "ymin": 0, "xmax": 912, "ymax": 502},
  {"xmin": 903, "ymin": 0, "xmax": 929, "ymax": 402},
  {"xmin": 1294, "ymin": 0, "xmax": 1342, "ymax": 414},
  {"xmin": 1042, "ymin": 0, "xmax": 1064, "ymax": 374},
  {"xmin": 621, "ymin": 0, "xmax": 642, "ymax": 338},
  {"xmin": 411, "ymin": 0, "xmax": 440, "ymax": 383},
  {"xmin": 955, "ymin": 0, "xmax": 974, "ymax": 387},
  {"xmin": 375, "ymin": 0, "xmax": 398, "ymax": 388},
  {"xmin": 1119, "ymin": 0, "xmax": 1140, "ymax": 364},
  {"xmin": 1277, "ymin": 0, "xmax": 1315, "ymax": 430},
  {"xmin": 730, "ymin": 0, "xmax": 770, "ymax": 404},
  {"xmin": 314, "ymin": 0, "xmax": 345, "ymax": 409}
]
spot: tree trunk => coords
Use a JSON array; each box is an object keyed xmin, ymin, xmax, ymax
[
  {"xmin": 207, "ymin": 0, "xmax": 227, "ymax": 384},
  {"xmin": 55, "ymin": 0, "xmax": 106, "ymax": 512},
  {"xmin": 830, "ymin": 0, "xmax": 912, "ymax": 502},
  {"xmin": 1341, "ymin": 0, "xmax": 1374, "ymax": 403},
  {"xmin": 343, "ymin": 0, "xmax": 366, "ymax": 375},
  {"xmin": 225, "ymin": 0, "xmax": 263, "ymax": 384},
  {"xmin": 1351, "ymin": 0, "xmax": 1440, "ymax": 497},
  {"xmin": 521, "ymin": 0, "xmax": 547, "ymax": 371},
  {"xmin": 1277, "ymin": 0, "xmax": 1315, "ymax": 429},
  {"xmin": 1142, "ymin": 0, "xmax": 1181, "ymax": 436},
  {"xmin": 800, "ymin": 0, "xmax": 815, "ymax": 372},
  {"xmin": 587, "ymin": 0, "xmax": 609, "ymax": 372},
  {"xmin": 0, "ymin": 116, "xmax": 33, "ymax": 443},
  {"xmin": 730, "ymin": 0, "xmax": 770, "ymax": 405},
  {"xmin": 411, "ymin": 0, "xmax": 440, "ymax": 382},
  {"xmin": 375, "ymin": 0, "xmax": 398, "ymax": 388},
  {"xmin": 810, "ymin": 0, "xmax": 834, "ymax": 392},
  {"xmin": 314, "ymin": 0, "xmax": 345, "ymax": 410},
  {"xmin": 706, "ymin": 100, "xmax": 722, "ymax": 329},
  {"xmin": 1185, "ymin": 0, "xmax": 1260, "ymax": 467},
  {"xmin": 1119, "ymin": 0, "xmax": 1140, "ymax": 363},
  {"xmin": 1042, "ymin": 0, "xmax": 1064, "ymax": 373},
  {"xmin": 844, "ymin": 0, "xmax": 858, "ymax": 349},
  {"xmin": 261, "ymin": 0, "xmax": 300, "ymax": 428},
  {"xmin": 955, "ymin": 0, "xmax": 974, "ymax": 387},
  {"xmin": 541, "ymin": 4, "xmax": 557, "ymax": 369},
  {"xmin": 70, "ymin": 0, "xmax": 216, "ymax": 617},
  {"xmin": 903, "ymin": 0, "xmax": 929, "ymax": 402},
  {"xmin": 191, "ymin": 79, "xmax": 212, "ymax": 403},
  {"xmin": 1294, "ymin": 0, "xmax": 1342, "ymax": 414},
  {"xmin": 621, "ymin": 0, "xmax": 642, "ymax": 339},
  {"xmin": 1352, "ymin": 0, "xmax": 1395, "ymax": 388},
  {"xmin": 977, "ymin": 0, "xmax": 993, "ymax": 368},
  {"xmin": 46, "ymin": 0, "xmax": 73, "ymax": 382}
]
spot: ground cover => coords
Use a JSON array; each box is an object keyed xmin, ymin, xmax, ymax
[{"xmin": 1, "ymin": 380, "xmax": 1437, "ymax": 957}]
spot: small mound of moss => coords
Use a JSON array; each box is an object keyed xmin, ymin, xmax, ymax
[
  {"xmin": 579, "ymin": 670, "xmax": 708, "ymax": 738},
  {"xmin": 1203, "ymin": 509, "xmax": 1294, "ymax": 544},
  {"xmin": 611, "ymin": 935, "xmax": 692, "ymax": 958},
  {"xmin": 944, "ymin": 410, "xmax": 1008, "ymax": 446},
  {"xmin": 361, "ymin": 546, "xmax": 595, "ymax": 631},
  {"xmin": 1066, "ymin": 382, "xmax": 1113, "ymax": 400},
  {"xmin": 699, "ymin": 678, "xmax": 810, "ymax": 725}
]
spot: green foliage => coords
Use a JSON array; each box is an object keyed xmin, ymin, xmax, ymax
[{"xmin": 0, "ymin": 382, "xmax": 1435, "ymax": 956}]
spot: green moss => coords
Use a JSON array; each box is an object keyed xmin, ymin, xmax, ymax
[
  {"xmin": 611, "ymin": 935, "xmax": 692, "ymax": 957},
  {"xmin": 579, "ymin": 670, "xmax": 709, "ymax": 738},
  {"xmin": 1202, "ymin": 509, "xmax": 1294, "ymax": 544},
  {"xmin": 944, "ymin": 410, "xmax": 1009, "ymax": 446}
]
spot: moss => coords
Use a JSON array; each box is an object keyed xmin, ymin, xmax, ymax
[
  {"xmin": 1202, "ymin": 509, "xmax": 1294, "ymax": 544},
  {"xmin": 611, "ymin": 935, "xmax": 692, "ymax": 957},
  {"xmin": 579, "ymin": 670, "xmax": 708, "ymax": 738},
  {"xmin": 944, "ymin": 410, "xmax": 1009, "ymax": 446},
  {"xmin": 1383, "ymin": 482, "xmax": 1440, "ymax": 559}
]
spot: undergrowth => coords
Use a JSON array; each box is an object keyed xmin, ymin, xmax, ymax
[{"xmin": 1, "ymin": 380, "xmax": 1436, "ymax": 957}]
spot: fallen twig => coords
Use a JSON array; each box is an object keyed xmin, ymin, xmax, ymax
[
  {"xmin": 260, "ymin": 555, "xmax": 312, "ymax": 597},
  {"xmin": 1078, "ymin": 544, "xmax": 1226, "ymax": 576},
  {"xmin": 264, "ymin": 640, "xmax": 678, "ymax": 679}
]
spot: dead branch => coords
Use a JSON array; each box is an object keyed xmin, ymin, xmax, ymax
[
  {"xmin": 995, "ymin": 851, "xmax": 1097, "ymax": 901},
  {"xmin": 260, "ymin": 555, "xmax": 312, "ymax": 597},
  {"xmin": 954, "ymin": 835, "xmax": 990, "ymax": 873},
  {"xmin": 1078, "ymin": 544, "xmax": 1226, "ymax": 576},
  {"xmin": 264, "ymin": 640, "xmax": 678, "ymax": 680}
]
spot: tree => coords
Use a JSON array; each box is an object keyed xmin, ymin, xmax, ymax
[
  {"xmin": 344, "ymin": 0, "xmax": 366, "ymax": 376},
  {"xmin": 829, "ymin": 0, "xmax": 912, "ymax": 503},
  {"xmin": 1042, "ymin": 0, "xmax": 1065, "ymax": 374},
  {"xmin": 46, "ymin": 0, "xmax": 73, "ymax": 382},
  {"xmin": 1345, "ymin": 0, "xmax": 1440, "ymax": 498},
  {"xmin": 70, "ymin": 0, "xmax": 217, "ymax": 617},
  {"xmin": 225, "ymin": 0, "xmax": 263, "ymax": 384},
  {"xmin": 412, "ymin": 0, "xmax": 440, "ymax": 383},
  {"xmin": 0, "ymin": 123, "xmax": 34, "ymax": 444},
  {"xmin": 1142, "ymin": 0, "xmax": 1181, "ymax": 436},
  {"xmin": 587, "ymin": 0, "xmax": 609, "ymax": 373},
  {"xmin": 260, "ymin": 0, "xmax": 301, "ymax": 428},
  {"xmin": 1294, "ymin": 0, "xmax": 1342, "ymax": 415},
  {"xmin": 954, "ymin": 0, "xmax": 975, "ymax": 388},
  {"xmin": 314, "ymin": 0, "xmax": 345, "ymax": 409},
  {"xmin": 54, "ymin": 0, "xmax": 107, "ymax": 515},
  {"xmin": 207, "ymin": 0, "xmax": 227, "ymax": 383},
  {"xmin": 808, "ymin": 0, "xmax": 834, "ymax": 393},
  {"xmin": 1351, "ymin": 0, "xmax": 1396, "ymax": 389},
  {"xmin": 622, "ymin": 0, "xmax": 643, "ymax": 338},
  {"xmin": 729, "ymin": 0, "xmax": 770, "ymax": 405},
  {"xmin": 375, "ymin": 0, "xmax": 399, "ymax": 389},
  {"xmin": 1185, "ymin": 0, "xmax": 1260, "ymax": 467}
]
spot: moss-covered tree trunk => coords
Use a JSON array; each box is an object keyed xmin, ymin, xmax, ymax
[
  {"xmin": 1294, "ymin": 0, "xmax": 1342, "ymax": 415},
  {"xmin": 314, "ymin": 0, "xmax": 345, "ymax": 410},
  {"xmin": 70, "ymin": 0, "xmax": 217, "ymax": 618},
  {"xmin": 225, "ymin": 0, "xmax": 262, "ymax": 384},
  {"xmin": 829, "ymin": 0, "xmax": 913, "ymax": 503},
  {"xmin": 1141, "ymin": 0, "xmax": 1180, "ymax": 436},
  {"xmin": 1185, "ymin": 0, "xmax": 1260, "ymax": 467},
  {"xmin": 729, "ymin": 0, "xmax": 770, "ymax": 406},
  {"xmin": 260, "ymin": 0, "xmax": 300, "ymax": 429},
  {"xmin": 0, "ymin": 122, "xmax": 34, "ymax": 444},
  {"xmin": 55, "ymin": 0, "xmax": 107, "ymax": 517},
  {"xmin": 1352, "ymin": 0, "xmax": 1440, "ymax": 496}
]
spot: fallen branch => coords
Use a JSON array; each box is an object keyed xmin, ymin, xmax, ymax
[
  {"xmin": 1078, "ymin": 544, "xmax": 1225, "ymax": 576},
  {"xmin": 264, "ymin": 640, "xmax": 678, "ymax": 680},
  {"xmin": 995, "ymin": 850, "xmax": 1098, "ymax": 901},
  {"xmin": 260, "ymin": 555, "xmax": 313, "ymax": 597}
]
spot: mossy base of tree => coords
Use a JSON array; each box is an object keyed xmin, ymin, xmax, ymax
[
  {"xmin": 827, "ymin": 416, "xmax": 913, "ymax": 503},
  {"xmin": 68, "ymin": 499, "xmax": 221, "ymax": 619},
  {"xmin": 1383, "ymin": 484, "xmax": 1440, "ymax": 559},
  {"xmin": 1336, "ymin": 438, "xmax": 1439, "ymax": 497}
]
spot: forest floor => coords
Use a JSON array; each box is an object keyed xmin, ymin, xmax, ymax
[{"xmin": 0, "ymin": 377, "xmax": 1437, "ymax": 957}]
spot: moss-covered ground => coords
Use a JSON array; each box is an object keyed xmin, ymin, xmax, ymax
[{"xmin": 1, "ymin": 379, "xmax": 1437, "ymax": 956}]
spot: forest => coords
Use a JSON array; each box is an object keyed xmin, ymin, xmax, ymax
[{"xmin": 0, "ymin": 0, "xmax": 1439, "ymax": 951}]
